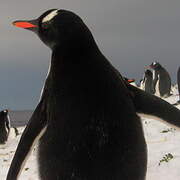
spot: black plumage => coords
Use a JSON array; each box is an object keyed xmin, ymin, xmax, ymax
[
  {"xmin": 0, "ymin": 110, "xmax": 10, "ymax": 144},
  {"xmin": 8, "ymin": 9, "xmax": 147, "ymax": 180},
  {"xmin": 8, "ymin": 9, "xmax": 180, "ymax": 180},
  {"xmin": 142, "ymin": 69, "xmax": 154, "ymax": 94}
]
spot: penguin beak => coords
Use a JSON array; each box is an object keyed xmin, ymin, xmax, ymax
[
  {"xmin": 127, "ymin": 79, "xmax": 135, "ymax": 83},
  {"xmin": 12, "ymin": 19, "xmax": 39, "ymax": 33},
  {"xmin": 124, "ymin": 77, "xmax": 135, "ymax": 83},
  {"xmin": 144, "ymin": 65, "xmax": 151, "ymax": 69}
]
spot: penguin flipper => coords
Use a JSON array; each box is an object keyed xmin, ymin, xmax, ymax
[
  {"xmin": 127, "ymin": 83, "xmax": 180, "ymax": 129},
  {"xmin": 6, "ymin": 100, "xmax": 47, "ymax": 180}
]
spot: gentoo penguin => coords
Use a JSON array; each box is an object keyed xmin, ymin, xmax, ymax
[
  {"xmin": 115, "ymin": 68, "xmax": 180, "ymax": 128},
  {"xmin": 173, "ymin": 66, "xmax": 180, "ymax": 105},
  {"xmin": 149, "ymin": 61, "xmax": 171, "ymax": 97},
  {"xmin": 0, "ymin": 109, "xmax": 10, "ymax": 144},
  {"xmin": 8, "ymin": 9, "xmax": 147, "ymax": 180},
  {"xmin": 141, "ymin": 69, "xmax": 154, "ymax": 94},
  {"xmin": 7, "ymin": 10, "xmax": 180, "ymax": 180}
]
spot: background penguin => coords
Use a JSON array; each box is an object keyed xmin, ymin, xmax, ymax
[
  {"xmin": 149, "ymin": 61, "xmax": 171, "ymax": 97},
  {"xmin": 115, "ymin": 68, "xmax": 180, "ymax": 129},
  {"xmin": 0, "ymin": 109, "xmax": 10, "ymax": 144},
  {"xmin": 141, "ymin": 69, "xmax": 154, "ymax": 94},
  {"xmin": 8, "ymin": 9, "xmax": 147, "ymax": 180},
  {"xmin": 173, "ymin": 66, "xmax": 180, "ymax": 105}
]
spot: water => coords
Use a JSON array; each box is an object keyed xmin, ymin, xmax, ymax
[{"xmin": 9, "ymin": 110, "xmax": 33, "ymax": 127}]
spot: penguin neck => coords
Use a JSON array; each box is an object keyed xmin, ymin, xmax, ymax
[
  {"xmin": 51, "ymin": 26, "xmax": 100, "ymax": 58},
  {"xmin": 51, "ymin": 37, "xmax": 102, "ymax": 69},
  {"xmin": 46, "ymin": 39, "xmax": 104, "ymax": 91}
]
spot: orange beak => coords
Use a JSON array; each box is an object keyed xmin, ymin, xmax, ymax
[
  {"xmin": 127, "ymin": 79, "xmax": 135, "ymax": 83},
  {"xmin": 12, "ymin": 18, "xmax": 39, "ymax": 34},
  {"xmin": 13, "ymin": 21, "xmax": 37, "ymax": 29}
]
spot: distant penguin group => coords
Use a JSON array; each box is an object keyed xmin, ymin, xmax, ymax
[
  {"xmin": 0, "ymin": 109, "xmax": 10, "ymax": 144},
  {"xmin": 139, "ymin": 61, "xmax": 171, "ymax": 97},
  {"xmin": 6, "ymin": 9, "xmax": 180, "ymax": 180}
]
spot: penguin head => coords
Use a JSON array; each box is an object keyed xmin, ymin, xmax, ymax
[
  {"xmin": 149, "ymin": 61, "xmax": 161, "ymax": 69},
  {"xmin": 12, "ymin": 9, "xmax": 94, "ymax": 50},
  {"xmin": 0, "ymin": 109, "xmax": 8, "ymax": 116}
]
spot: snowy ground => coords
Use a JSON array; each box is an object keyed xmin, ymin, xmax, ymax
[{"xmin": 1, "ymin": 88, "xmax": 180, "ymax": 180}]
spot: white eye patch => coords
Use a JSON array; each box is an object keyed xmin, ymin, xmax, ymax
[
  {"xmin": 42, "ymin": 9, "xmax": 58, "ymax": 23},
  {"xmin": 153, "ymin": 61, "xmax": 157, "ymax": 65}
]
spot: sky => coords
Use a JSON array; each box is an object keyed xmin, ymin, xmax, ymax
[{"xmin": 1, "ymin": 0, "xmax": 180, "ymax": 110}]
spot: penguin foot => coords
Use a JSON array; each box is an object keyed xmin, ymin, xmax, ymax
[{"xmin": 13, "ymin": 127, "xmax": 20, "ymax": 137}]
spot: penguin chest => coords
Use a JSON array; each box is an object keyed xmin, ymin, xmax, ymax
[{"xmin": 155, "ymin": 75, "xmax": 161, "ymax": 97}]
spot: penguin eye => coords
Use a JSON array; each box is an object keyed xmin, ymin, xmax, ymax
[{"xmin": 41, "ymin": 22, "xmax": 49, "ymax": 30}]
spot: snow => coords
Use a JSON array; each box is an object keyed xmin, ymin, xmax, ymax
[
  {"xmin": 1, "ymin": 87, "xmax": 180, "ymax": 180},
  {"xmin": 0, "ymin": 128, "xmax": 39, "ymax": 180}
]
